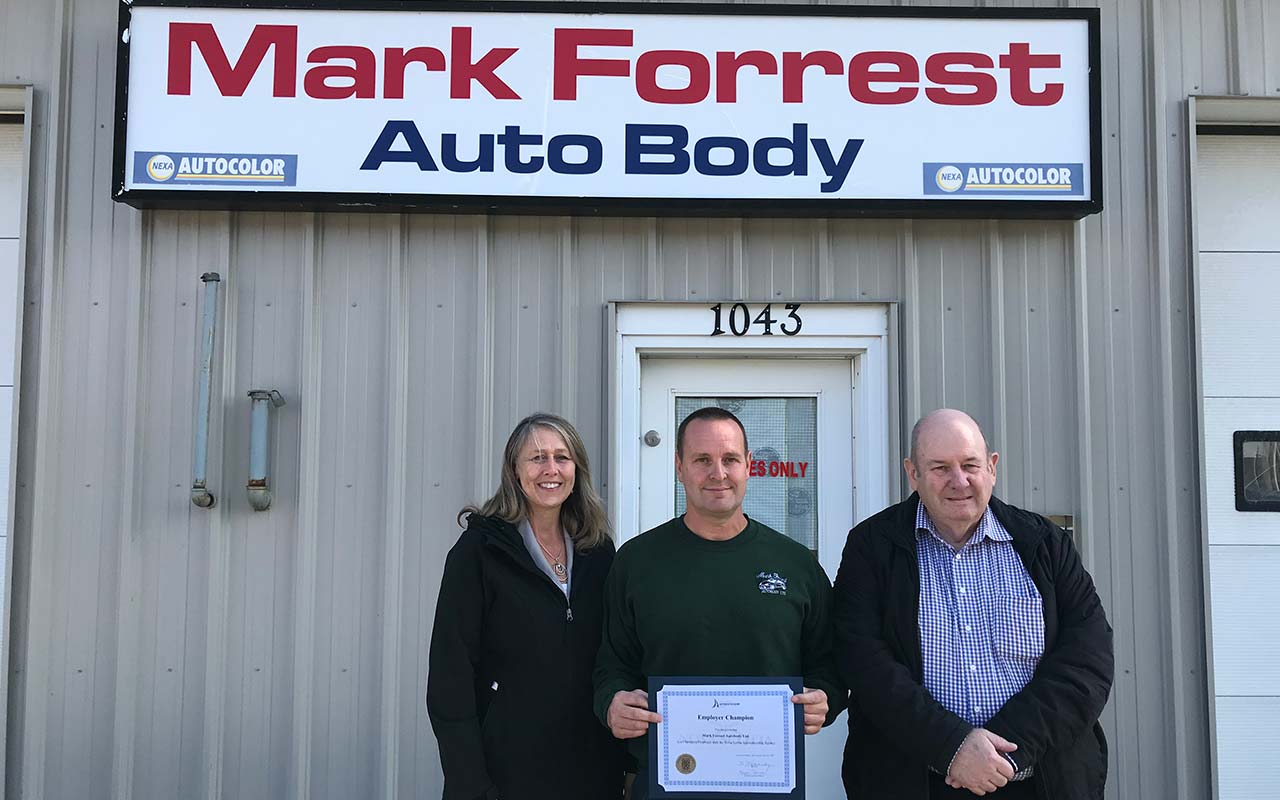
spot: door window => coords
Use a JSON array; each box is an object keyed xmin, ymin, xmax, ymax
[{"xmin": 674, "ymin": 397, "xmax": 818, "ymax": 552}]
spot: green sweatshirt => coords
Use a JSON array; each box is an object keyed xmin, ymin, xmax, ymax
[{"xmin": 592, "ymin": 516, "xmax": 846, "ymax": 768}]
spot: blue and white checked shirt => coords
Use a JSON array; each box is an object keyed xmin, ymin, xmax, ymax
[{"xmin": 916, "ymin": 503, "xmax": 1044, "ymax": 778}]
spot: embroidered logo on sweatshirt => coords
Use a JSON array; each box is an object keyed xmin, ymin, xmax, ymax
[{"xmin": 757, "ymin": 571, "xmax": 788, "ymax": 596}]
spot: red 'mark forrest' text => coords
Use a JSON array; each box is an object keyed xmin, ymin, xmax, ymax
[{"xmin": 167, "ymin": 22, "xmax": 1066, "ymax": 106}]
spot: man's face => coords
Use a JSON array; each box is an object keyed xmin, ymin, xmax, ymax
[
  {"xmin": 904, "ymin": 419, "xmax": 998, "ymax": 537},
  {"xmin": 675, "ymin": 418, "xmax": 750, "ymax": 521}
]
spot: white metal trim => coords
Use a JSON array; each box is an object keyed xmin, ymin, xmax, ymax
[
  {"xmin": 0, "ymin": 82, "xmax": 32, "ymax": 799},
  {"xmin": 0, "ymin": 87, "xmax": 31, "ymax": 114},
  {"xmin": 23, "ymin": 3, "xmax": 78, "ymax": 785},
  {"xmin": 1186, "ymin": 93, "xmax": 1280, "ymax": 800},
  {"xmin": 1188, "ymin": 94, "xmax": 1221, "ymax": 800},
  {"xmin": 1193, "ymin": 96, "xmax": 1280, "ymax": 125}
]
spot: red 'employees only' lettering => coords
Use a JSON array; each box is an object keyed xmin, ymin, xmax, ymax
[{"xmin": 166, "ymin": 23, "xmax": 1066, "ymax": 106}]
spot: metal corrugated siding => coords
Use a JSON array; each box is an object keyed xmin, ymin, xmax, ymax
[{"xmin": 4, "ymin": 0, "xmax": 1277, "ymax": 797}]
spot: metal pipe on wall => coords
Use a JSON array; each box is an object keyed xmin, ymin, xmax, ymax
[
  {"xmin": 191, "ymin": 272, "xmax": 220, "ymax": 508},
  {"xmin": 246, "ymin": 389, "xmax": 286, "ymax": 511}
]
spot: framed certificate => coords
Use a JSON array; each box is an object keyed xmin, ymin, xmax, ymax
[{"xmin": 647, "ymin": 676, "xmax": 805, "ymax": 799}]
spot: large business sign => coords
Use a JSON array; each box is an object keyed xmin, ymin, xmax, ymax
[{"xmin": 112, "ymin": 1, "xmax": 1102, "ymax": 217}]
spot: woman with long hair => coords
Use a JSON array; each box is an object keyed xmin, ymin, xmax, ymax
[{"xmin": 427, "ymin": 412, "xmax": 624, "ymax": 800}]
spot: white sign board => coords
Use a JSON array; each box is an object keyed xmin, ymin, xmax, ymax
[{"xmin": 114, "ymin": 2, "xmax": 1101, "ymax": 217}]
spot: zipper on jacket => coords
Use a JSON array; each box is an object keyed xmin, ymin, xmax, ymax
[{"xmin": 565, "ymin": 606, "xmax": 574, "ymax": 622}]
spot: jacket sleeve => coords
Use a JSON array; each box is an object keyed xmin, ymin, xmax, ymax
[
  {"xmin": 426, "ymin": 529, "xmax": 499, "ymax": 800},
  {"xmin": 983, "ymin": 528, "xmax": 1114, "ymax": 769},
  {"xmin": 832, "ymin": 527, "xmax": 972, "ymax": 772},
  {"xmin": 801, "ymin": 562, "xmax": 848, "ymax": 725},
  {"xmin": 592, "ymin": 554, "xmax": 644, "ymax": 727}
]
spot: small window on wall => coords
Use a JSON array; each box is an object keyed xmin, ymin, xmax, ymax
[
  {"xmin": 1045, "ymin": 515, "xmax": 1078, "ymax": 547},
  {"xmin": 1234, "ymin": 431, "xmax": 1280, "ymax": 512}
]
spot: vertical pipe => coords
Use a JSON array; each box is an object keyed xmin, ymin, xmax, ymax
[
  {"xmin": 192, "ymin": 272, "xmax": 220, "ymax": 508},
  {"xmin": 246, "ymin": 389, "xmax": 285, "ymax": 511}
]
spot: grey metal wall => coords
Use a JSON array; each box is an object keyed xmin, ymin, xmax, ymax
[{"xmin": 1, "ymin": 0, "xmax": 1271, "ymax": 797}]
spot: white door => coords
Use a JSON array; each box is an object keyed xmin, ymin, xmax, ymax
[
  {"xmin": 0, "ymin": 122, "xmax": 22, "ymax": 666},
  {"xmin": 637, "ymin": 356, "xmax": 855, "ymax": 800},
  {"xmin": 1195, "ymin": 133, "xmax": 1280, "ymax": 798}
]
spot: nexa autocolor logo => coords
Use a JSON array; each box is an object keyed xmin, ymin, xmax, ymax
[
  {"xmin": 132, "ymin": 151, "xmax": 298, "ymax": 187},
  {"xmin": 935, "ymin": 165, "xmax": 964, "ymax": 192},
  {"xmin": 923, "ymin": 162, "xmax": 1084, "ymax": 197},
  {"xmin": 146, "ymin": 154, "xmax": 176, "ymax": 182}
]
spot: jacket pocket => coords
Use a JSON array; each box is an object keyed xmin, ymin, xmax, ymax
[
  {"xmin": 480, "ymin": 683, "xmax": 516, "ymax": 786},
  {"xmin": 992, "ymin": 594, "xmax": 1045, "ymax": 663},
  {"xmin": 480, "ymin": 683, "xmax": 505, "ymax": 744}
]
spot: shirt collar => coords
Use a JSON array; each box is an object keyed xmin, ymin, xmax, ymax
[{"xmin": 915, "ymin": 502, "xmax": 1008, "ymax": 547}]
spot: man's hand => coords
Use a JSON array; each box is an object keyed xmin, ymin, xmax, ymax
[
  {"xmin": 790, "ymin": 687, "xmax": 829, "ymax": 735},
  {"xmin": 606, "ymin": 689, "xmax": 662, "ymax": 739},
  {"xmin": 945, "ymin": 728, "xmax": 1017, "ymax": 795}
]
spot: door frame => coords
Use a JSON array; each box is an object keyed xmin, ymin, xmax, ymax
[
  {"xmin": 1187, "ymin": 96, "xmax": 1280, "ymax": 800},
  {"xmin": 0, "ymin": 84, "xmax": 33, "ymax": 795},
  {"xmin": 607, "ymin": 301, "xmax": 898, "ymax": 544}
]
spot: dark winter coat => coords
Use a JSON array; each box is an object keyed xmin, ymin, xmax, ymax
[
  {"xmin": 833, "ymin": 494, "xmax": 1114, "ymax": 800},
  {"xmin": 426, "ymin": 514, "xmax": 625, "ymax": 800}
]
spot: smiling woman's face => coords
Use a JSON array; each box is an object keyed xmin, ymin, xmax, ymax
[{"xmin": 517, "ymin": 426, "xmax": 576, "ymax": 515}]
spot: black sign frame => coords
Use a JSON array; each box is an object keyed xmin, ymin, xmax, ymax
[{"xmin": 112, "ymin": 0, "xmax": 1103, "ymax": 219}]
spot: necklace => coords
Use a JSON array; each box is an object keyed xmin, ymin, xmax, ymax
[{"xmin": 536, "ymin": 536, "xmax": 568, "ymax": 582}]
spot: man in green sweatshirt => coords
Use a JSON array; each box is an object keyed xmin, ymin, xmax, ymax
[{"xmin": 593, "ymin": 406, "xmax": 846, "ymax": 798}]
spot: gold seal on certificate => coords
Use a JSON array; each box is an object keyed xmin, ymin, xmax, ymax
[{"xmin": 648, "ymin": 677, "xmax": 804, "ymax": 799}]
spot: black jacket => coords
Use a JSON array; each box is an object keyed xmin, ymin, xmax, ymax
[
  {"xmin": 833, "ymin": 495, "xmax": 1113, "ymax": 800},
  {"xmin": 426, "ymin": 514, "xmax": 625, "ymax": 800}
]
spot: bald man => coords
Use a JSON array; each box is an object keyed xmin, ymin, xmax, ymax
[{"xmin": 833, "ymin": 410, "xmax": 1113, "ymax": 799}]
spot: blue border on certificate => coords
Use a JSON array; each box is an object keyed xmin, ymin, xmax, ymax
[{"xmin": 647, "ymin": 676, "xmax": 805, "ymax": 799}]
